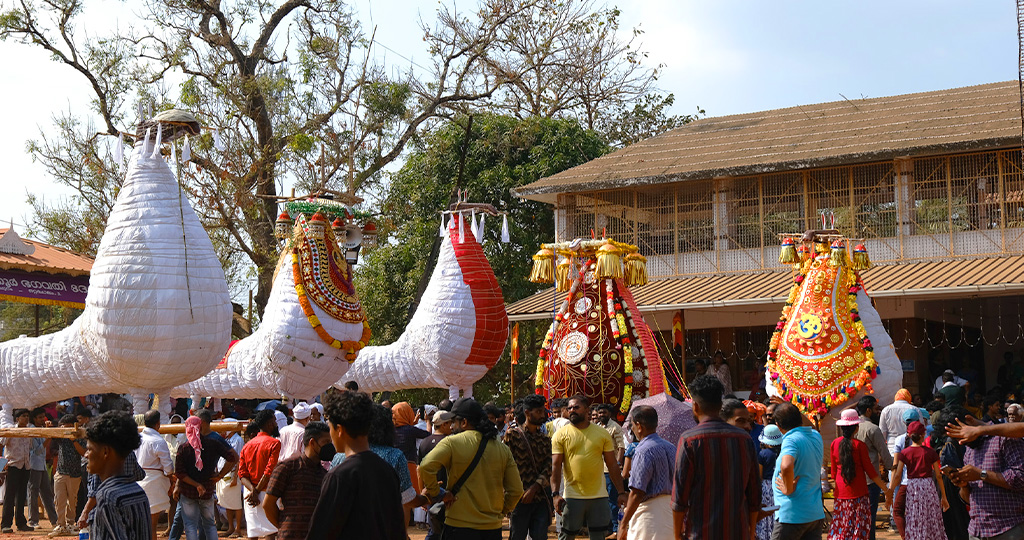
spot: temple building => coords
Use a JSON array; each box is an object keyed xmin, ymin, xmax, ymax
[{"xmin": 507, "ymin": 80, "xmax": 1024, "ymax": 400}]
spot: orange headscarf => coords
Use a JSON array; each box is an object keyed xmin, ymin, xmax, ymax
[
  {"xmin": 895, "ymin": 389, "xmax": 912, "ymax": 403},
  {"xmin": 392, "ymin": 402, "xmax": 416, "ymax": 427}
]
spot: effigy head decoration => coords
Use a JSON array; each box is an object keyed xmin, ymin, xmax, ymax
[
  {"xmin": 768, "ymin": 229, "xmax": 879, "ymax": 419},
  {"xmin": 531, "ymin": 236, "xmax": 667, "ymax": 422}
]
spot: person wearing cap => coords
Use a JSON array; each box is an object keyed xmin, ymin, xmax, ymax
[
  {"xmin": 829, "ymin": 409, "xmax": 889, "ymax": 540},
  {"xmin": 419, "ymin": 397, "xmax": 524, "ymax": 539},
  {"xmin": 881, "ymin": 389, "xmax": 920, "ymax": 456},
  {"xmin": 617, "ymin": 405, "xmax": 675, "ymax": 540},
  {"xmin": 309, "ymin": 403, "xmax": 324, "ymax": 423},
  {"xmin": 503, "ymin": 394, "xmax": 552, "ymax": 540},
  {"xmin": 755, "ymin": 425, "xmax": 782, "ymax": 540},
  {"xmin": 852, "ymin": 395, "xmax": 892, "ymax": 540},
  {"xmin": 887, "ymin": 421, "xmax": 948, "ymax": 540},
  {"xmin": 279, "ymin": 403, "xmax": 312, "ymax": 461}
]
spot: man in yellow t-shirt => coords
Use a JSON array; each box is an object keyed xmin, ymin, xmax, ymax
[{"xmin": 551, "ymin": 395, "xmax": 627, "ymax": 540}]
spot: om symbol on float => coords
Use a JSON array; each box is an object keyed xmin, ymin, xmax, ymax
[{"xmin": 797, "ymin": 313, "xmax": 824, "ymax": 340}]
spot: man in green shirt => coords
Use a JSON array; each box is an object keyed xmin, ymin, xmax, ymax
[{"xmin": 419, "ymin": 397, "xmax": 524, "ymax": 539}]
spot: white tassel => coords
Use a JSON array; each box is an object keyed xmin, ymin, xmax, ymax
[
  {"xmin": 150, "ymin": 123, "xmax": 163, "ymax": 159},
  {"xmin": 171, "ymin": 138, "xmax": 177, "ymax": 163},
  {"xmin": 501, "ymin": 214, "xmax": 510, "ymax": 243},
  {"xmin": 458, "ymin": 212, "xmax": 465, "ymax": 244},
  {"xmin": 477, "ymin": 213, "xmax": 486, "ymax": 243},
  {"xmin": 182, "ymin": 136, "xmax": 191, "ymax": 162},
  {"xmin": 439, "ymin": 212, "xmax": 447, "ymax": 238},
  {"xmin": 470, "ymin": 210, "xmax": 479, "ymax": 240},
  {"xmin": 143, "ymin": 128, "xmax": 152, "ymax": 156},
  {"xmin": 115, "ymin": 132, "xmax": 124, "ymax": 163},
  {"xmin": 214, "ymin": 129, "xmax": 225, "ymax": 151}
]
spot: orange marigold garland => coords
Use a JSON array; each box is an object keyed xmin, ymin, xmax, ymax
[{"xmin": 293, "ymin": 253, "xmax": 371, "ymax": 361}]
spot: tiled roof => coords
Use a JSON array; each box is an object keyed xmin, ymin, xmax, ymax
[
  {"xmin": 506, "ymin": 255, "xmax": 1024, "ymax": 320},
  {"xmin": 514, "ymin": 81, "xmax": 1022, "ymax": 201},
  {"xmin": 0, "ymin": 229, "xmax": 93, "ymax": 277}
]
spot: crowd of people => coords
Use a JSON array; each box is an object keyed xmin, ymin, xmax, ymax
[{"xmin": 1, "ymin": 366, "xmax": 1024, "ymax": 540}]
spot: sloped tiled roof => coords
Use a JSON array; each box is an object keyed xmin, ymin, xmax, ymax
[
  {"xmin": 0, "ymin": 229, "xmax": 93, "ymax": 277},
  {"xmin": 506, "ymin": 255, "xmax": 1024, "ymax": 320},
  {"xmin": 514, "ymin": 81, "xmax": 1022, "ymax": 201}
]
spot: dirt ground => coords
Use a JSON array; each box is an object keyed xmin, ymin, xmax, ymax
[{"xmin": 0, "ymin": 504, "xmax": 906, "ymax": 539}]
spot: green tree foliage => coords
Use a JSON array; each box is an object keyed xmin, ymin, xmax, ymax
[
  {"xmin": 359, "ymin": 113, "xmax": 607, "ymax": 403},
  {"xmin": 0, "ymin": 302, "xmax": 82, "ymax": 341}
]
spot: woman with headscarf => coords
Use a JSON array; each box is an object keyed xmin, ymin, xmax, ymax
[{"xmin": 392, "ymin": 402, "xmax": 430, "ymax": 496}]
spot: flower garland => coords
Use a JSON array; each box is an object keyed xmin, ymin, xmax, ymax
[
  {"xmin": 292, "ymin": 252, "xmax": 371, "ymax": 361},
  {"xmin": 605, "ymin": 279, "xmax": 620, "ymax": 340}
]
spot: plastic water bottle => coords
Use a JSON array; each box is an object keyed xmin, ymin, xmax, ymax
[{"xmin": 78, "ymin": 526, "xmax": 89, "ymax": 540}]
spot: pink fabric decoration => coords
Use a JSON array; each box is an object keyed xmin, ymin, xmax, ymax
[{"xmin": 185, "ymin": 415, "xmax": 204, "ymax": 470}]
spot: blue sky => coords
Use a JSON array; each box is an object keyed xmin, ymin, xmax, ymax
[{"xmin": 0, "ymin": 0, "xmax": 1017, "ymax": 234}]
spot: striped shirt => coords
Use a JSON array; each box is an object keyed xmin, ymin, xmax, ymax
[
  {"xmin": 265, "ymin": 455, "xmax": 327, "ymax": 540},
  {"xmin": 92, "ymin": 473, "xmax": 152, "ymax": 540},
  {"xmin": 672, "ymin": 418, "xmax": 760, "ymax": 540}
]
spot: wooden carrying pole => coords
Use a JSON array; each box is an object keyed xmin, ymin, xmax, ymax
[{"xmin": 0, "ymin": 421, "xmax": 246, "ymax": 440}]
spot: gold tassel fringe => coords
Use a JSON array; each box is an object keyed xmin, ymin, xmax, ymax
[
  {"xmin": 555, "ymin": 257, "xmax": 572, "ymax": 292},
  {"xmin": 595, "ymin": 242, "xmax": 623, "ymax": 279},
  {"xmin": 852, "ymin": 244, "xmax": 872, "ymax": 270},
  {"xmin": 778, "ymin": 238, "xmax": 798, "ymax": 265},
  {"xmin": 828, "ymin": 240, "xmax": 849, "ymax": 268},
  {"xmin": 624, "ymin": 253, "xmax": 648, "ymax": 287},
  {"xmin": 529, "ymin": 248, "xmax": 555, "ymax": 283}
]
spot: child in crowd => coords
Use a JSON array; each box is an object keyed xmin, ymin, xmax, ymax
[{"xmin": 756, "ymin": 424, "xmax": 782, "ymax": 540}]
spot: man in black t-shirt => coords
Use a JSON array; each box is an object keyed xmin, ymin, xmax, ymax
[{"xmin": 306, "ymin": 391, "xmax": 404, "ymax": 540}]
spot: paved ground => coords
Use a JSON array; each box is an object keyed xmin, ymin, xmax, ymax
[{"xmin": 0, "ymin": 506, "xmax": 906, "ymax": 539}]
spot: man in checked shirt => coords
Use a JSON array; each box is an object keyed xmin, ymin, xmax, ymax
[
  {"xmin": 503, "ymin": 395, "xmax": 553, "ymax": 540},
  {"xmin": 947, "ymin": 420, "xmax": 1024, "ymax": 539}
]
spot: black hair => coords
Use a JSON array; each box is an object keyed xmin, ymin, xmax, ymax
[
  {"xmin": 930, "ymin": 405, "xmax": 969, "ymax": 448},
  {"xmin": 251, "ymin": 410, "xmax": 277, "ymax": 433},
  {"xmin": 344, "ymin": 381, "xmax": 359, "ymax": 391},
  {"xmin": 30, "ymin": 407, "xmax": 47, "ymax": 421},
  {"xmin": 522, "ymin": 394, "xmax": 546, "ymax": 413},
  {"xmin": 368, "ymin": 404, "xmax": 396, "ymax": 446},
  {"xmin": 551, "ymin": 398, "xmax": 568, "ymax": 409},
  {"xmin": 512, "ymin": 399, "xmax": 526, "ymax": 426},
  {"xmin": 721, "ymin": 398, "xmax": 746, "ymax": 421},
  {"xmin": 773, "ymin": 402, "xmax": 803, "ymax": 431},
  {"xmin": 910, "ymin": 431, "xmax": 925, "ymax": 444},
  {"xmin": 86, "ymin": 411, "xmax": 141, "ymax": 458},
  {"xmin": 302, "ymin": 421, "xmax": 330, "ymax": 446},
  {"xmin": 694, "ymin": 359, "xmax": 707, "ymax": 369},
  {"xmin": 469, "ymin": 414, "xmax": 499, "ymax": 440},
  {"xmin": 568, "ymin": 394, "xmax": 591, "ymax": 408},
  {"xmin": 438, "ymin": 398, "xmax": 453, "ymax": 412},
  {"xmin": 855, "ymin": 395, "xmax": 877, "ymax": 416},
  {"xmin": 244, "ymin": 420, "xmax": 261, "ymax": 439},
  {"xmin": 196, "ymin": 409, "xmax": 213, "ymax": 424},
  {"xmin": 324, "ymin": 390, "xmax": 373, "ymax": 438},
  {"xmin": 631, "ymin": 405, "xmax": 658, "ymax": 430},
  {"xmin": 483, "ymin": 403, "xmax": 503, "ymax": 419},
  {"xmin": 838, "ymin": 424, "xmax": 857, "ymax": 486},
  {"xmin": 12, "ymin": 408, "xmax": 29, "ymax": 419},
  {"xmin": 942, "ymin": 371, "xmax": 954, "ymax": 383},
  {"xmin": 925, "ymin": 400, "xmax": 944, "ymax": 414},
  {"xmin": 76, "ymin": 408, "xmax": 93, "ymax": 418},
  {"xmin": 58, "ymin": 414, "xmax": 76, "ymax": 426},
  {"xmin": 689, "ymin": 375, "xmax": 725, "ymax": 411},
  {"xmin": 143, "ymin": 410, "xmax": 161, "ymax": 429}
]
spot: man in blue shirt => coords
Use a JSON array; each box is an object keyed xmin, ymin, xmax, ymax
[
  {"xmin": 771, "ymin": 402, "xmax": 824, "ymax": 540},
  {"xmin": 618, "ymin": 405, "xmax": 675, "ymax": 540}
]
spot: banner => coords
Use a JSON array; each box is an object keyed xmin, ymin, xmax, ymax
[
  {"xmin": 511, "ymin": 322, "xmax": 520, "ymax": 365},
  {"xmin": 0, "ymin": 268, "xmax": 89, "ymax": 308}
]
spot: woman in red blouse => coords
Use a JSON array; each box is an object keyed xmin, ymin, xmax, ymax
[{"xmin": 829, "ymin": 409, "xmax": 890, "ymax": 540}]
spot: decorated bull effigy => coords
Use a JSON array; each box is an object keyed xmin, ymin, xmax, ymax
[
  {"xmin": 336, "ymin": 203, "xmax": 509, "ymax": 399},
  {"xmin": 174, "ymin": 197, "xmax": 372, "ymax": 400},
  {"xmin": 530, "ymin": 237, "xmax": 667, "ymax": 421},
  {"xmin": 765, "ymin": 231, "xmax": 903, "ymax": 424},
  {"xmin": 0, "ymin": 111, "xmax": 232, "ymax": 421}
]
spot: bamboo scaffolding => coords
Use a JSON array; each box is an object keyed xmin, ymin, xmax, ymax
[{"xmin": 0, "ymin": 422, "xmax": 245, "ymax": 440}]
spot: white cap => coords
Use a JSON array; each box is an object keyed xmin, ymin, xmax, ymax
[
  {"xmin": 273, "ymin": 410, "xmax": 288, "ymax": 430},
  {"xmin": 293, "ymin": 402, "xmax": 311, "ymax": 420},
  {"xmin": 432, "ymin": 410, "xmax": 454, "ymax": 424},
  {"xmin": 311, "ymin": 403, "xmax": 324, "ymax": 415}
]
